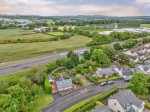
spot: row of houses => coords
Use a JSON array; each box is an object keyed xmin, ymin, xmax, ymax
[
  {"xmin": 124, "ymin": 44, "xmax": 150, "ymax": 63},
  {"xmin": 92, "ymin": 90, "xmax": 145, "ymax": 112},
  {"xmin": 95, "ymin": 65, "xmax": 133, "ymax": 80}
]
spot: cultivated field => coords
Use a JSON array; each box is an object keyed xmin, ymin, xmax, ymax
[{"xmin": 0, "ymin": 35, "xmax": 91, "ymax": 62}]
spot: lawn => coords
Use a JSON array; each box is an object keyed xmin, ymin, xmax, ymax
[
  {"xmin": 47, "ymin": 31, "xmax": 64, "ymax": 36},
  {"xmin": 0, "ymin": 35, "xmax": 91, "ymax": 62},
  {"xmin": 141, "ymin": 24, "xmax": 150, "ymax": 28},
  {"xmin": 32, "ymin": 88, "xmax": 54, "ymax": 112}
]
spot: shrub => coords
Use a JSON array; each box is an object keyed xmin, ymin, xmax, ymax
[{"xmin": 44, "ymin": 76, "xmax": 52, "ymax": 94}]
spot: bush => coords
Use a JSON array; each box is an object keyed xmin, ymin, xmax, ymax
[
  {"xmin": 84, "ymin": 74, "xmax": 98, "ymax": 84},
  {"xmin": 44, "ymin": 76, "xmax": 52, "ymax": 94}
]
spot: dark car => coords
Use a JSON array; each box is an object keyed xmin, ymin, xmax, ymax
[
  {"xmin": 124, "ymin": 78, "xmax": 130, "ymax": 82},
  {"xmin": 100, "ymin": 82, "xmax": 107, "ymax": 86},
  {"xmin": 108, "ymin": 81, "xmax": 114, "ymax": 85}
]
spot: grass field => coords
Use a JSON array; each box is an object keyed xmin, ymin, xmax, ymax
[
  {"xmin": 0, "ymin": 29, "xmax": 56, "ymax": 40},
  {"xmin": 47, "ymin": 31, "xmax": 64, "ymax": 36},
  {"xmin": 0, "ymin": 29, "xmax": 35, "ymax": 37},
  {"xmin": 140, "ymin": 24, "xmax": 150, "ymax": 28},
  {"xmin": 0, "ymin": 35, "xmax": 91, "ymax": 62}
]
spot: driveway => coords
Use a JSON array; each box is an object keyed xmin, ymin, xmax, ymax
[{"xmin": 42, "ymin": 80, "xmax": 128, "ymax": 112}]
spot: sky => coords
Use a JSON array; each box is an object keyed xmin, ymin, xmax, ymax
[{"xmin": 0, "ymin": 0, "xmax": 150, "ymax": 16}]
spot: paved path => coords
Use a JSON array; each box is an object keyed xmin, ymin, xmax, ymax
[
  {"xmin": 0, "ymin": 48, "xmax": 89, "ymax": 76},
  {"xmin": 42, "ymin": 80, "xmax": 128, "ymax": 112}
]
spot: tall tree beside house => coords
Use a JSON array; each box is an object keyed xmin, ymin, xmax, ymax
[
  {"xmin": 67, "ymin": 51, "xmax": 79, "ymax": 66},
  {"xmin": 91, "ymin": 49, "xmax": 111, "ymax": 67},
  {"xmin": 118, "ymin": 53, "xmax": 130, "ymax": 65},
  {"xmin": 129, "ymin": 72, "xmax": 149, "ymax": 95},
  {"xmin": 102, "ymin": 46, "xmax": 115, "ymax": 61}
]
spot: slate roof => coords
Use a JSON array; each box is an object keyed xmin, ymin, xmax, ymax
[
  {"xmin": 110, "ymin": 90, "xmax": 143, "ymax": 110},
  {"xmin": 122, "ymin": 69, "xmax": 133, "ymax": 76},
  {"xmin": 91, "ymin": 106, "xmax": 112, "ymax": 112},
  {"xmin": 56, "ymin": 79, "xmax": 72, "ymax": 90}
]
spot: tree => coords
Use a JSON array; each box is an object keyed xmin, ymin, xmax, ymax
[
  {"xmin": 55, "ymin": 58, "xmax": 67, "ymax": 67},
  {"xmin": 65, "ymin": 59, "xmax": 74, "ymax": 69},
  {"xmin": 102, "ymin": 46, "xmax": 115, "ymax": 60},
  {"xmin": 91, "ymin": 49, "xmax": 111, "ymax": 67},
  {"xmin": 47, "ymin": 62, "xmax": 58, "ymax": 73},
  {"xmin": 83, "ymin": 51, "xmax": 91, "ymax": 60},
  {"xmin": 27, "ymin": 66, "xmax": 46, "ymax": 85},
  {"xmin": 70, "ymin": 53, "xmax": 79, "ymax": 66},
  {"xmin": 67, "ymin": 50, "xmax": 74, "ymax": 58},
  {"xmin": 118, "ymin": 53, "xmax": 130, "ymax": 65},
  {"xmin": 113, "ymin": 43, "xmax": 123, "ymax": 51},
  {"xmin": 129, "ymin": 72, "xmax": 149, "ymax": 95}
]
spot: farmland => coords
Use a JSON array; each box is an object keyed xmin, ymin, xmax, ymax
[{"xmin": 0, "ymin": 35, "xmax": 91, "ymax": 62}]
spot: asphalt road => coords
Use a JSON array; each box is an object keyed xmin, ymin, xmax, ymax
[
  {"xmin": 42, "ymin": 80, "xmax": 128, "ymax": 112},
  {"xmin": 0, "ymin": 48, "xmax": 89, "ymax": 76}
]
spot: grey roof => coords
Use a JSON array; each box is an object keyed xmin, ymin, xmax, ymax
[
  {"xmin": 110, "ymin": 90, "xmax": 143, "ymax": 109},
  {"xmin": 122, "ymin": 70, "xmax": 133, "ymax": 76},
  {"xmin": 143, "ymin": 65, "xmax": 150, "ymax": 71},
  {"xmin": 96, "ymin": 68, "xmax": 114, "ymax": 76},
  {"xmin": 91, "ymin": 106, "xmax": 112, "ymax": 112},
  {"xmin": 56, "ymin": 79, "xmax": 72, "ymax": 90}
]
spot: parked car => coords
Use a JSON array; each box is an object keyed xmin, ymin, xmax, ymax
[
  {"xmin": 100, "ymin": 82, "xmax": 107, "ymax": 86},
  {"xmin": 108, "ymin": 81, "xmax": 114, "ymax": 85},
  {"xmin": 124, "ymin": 78, "xmax": 130, "ymax": 82}
]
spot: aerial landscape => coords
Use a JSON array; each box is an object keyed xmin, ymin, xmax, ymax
[{"xmin": 0, "ymin": 0, "xmax": 150, "ymax": 112}]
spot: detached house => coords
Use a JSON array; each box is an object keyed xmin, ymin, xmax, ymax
[
  {"xmin": 108, "ymin": 90, "xmax": 145, "ymax": 112},
  {"xmin": 95, "ymin": 68, "xmax": 114, "ymax": 78}
]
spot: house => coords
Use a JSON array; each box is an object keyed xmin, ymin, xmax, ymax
[
  {"xmin": 91, "ymin": 106, "xmax": 112, "ymax": 112},
  {"xmin": 112, "ymin": 65, "xmax": 133, "ymax": 79},
  {"xmin": 95, "ymin": 68, "xmax": 114, "ymax": 78},
  {"xmin": 118, "ymin": 69, "xmax": 133, "ymax": 79},
  {"xmin": 136, "ymin": 64, "xmax": 150, "ymax": 75},
  {"xmin": 108, "ymin": 90, "xmax": 145, "ymax": 112},
  {"xmin": 124, "ymin": 45, "xmax": 150, "ymax": 63},
  {"xmin": 34, "ymin": 27, "xmax": 45, "ymax": 32},
  {"xmin": 56, "ymin": 79, "xmax": 73, "ymax": 92}
]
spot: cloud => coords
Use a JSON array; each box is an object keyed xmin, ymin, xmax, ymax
[
  {"xmin": 135, "ymin": 0, "xmax": 150, "ymax": 7},
  {"xmin": 0, "ymin": 0, "xmax": 142, "ymax": 16}
]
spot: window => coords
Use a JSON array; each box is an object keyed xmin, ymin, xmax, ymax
[{"xmin": 117, "ymin": 111, "xmax": 120, "ymax": 112}]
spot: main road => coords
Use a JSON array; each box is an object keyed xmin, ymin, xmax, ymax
[
  {"xmin": 42, "ymin": 80, "xmax": 128, "ymax": 112},
  {"xmin": 0, "ymin": 48, "xmax": 89, "ymax": 76}
]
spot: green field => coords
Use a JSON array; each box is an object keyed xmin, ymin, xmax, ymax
[
  {"xmin": 0, "ymin": 29, "xmax": 56, "ymax": 40},
  {"xmin": 47, "ymin": 31, "xmax": 64, "ymax": 36},
  {"xmin": 0, "ymin": 35, "xmax": 91, "ymax": 62},
  {"xmin": 140, "ymin": 24, "xmax": 150, "ymax": 28},
  {"xmin": 0, "ymin": 29, "xmax": 35, "ymax": 37}
]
